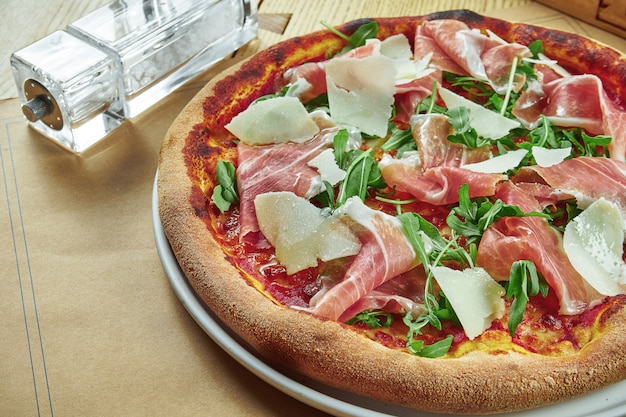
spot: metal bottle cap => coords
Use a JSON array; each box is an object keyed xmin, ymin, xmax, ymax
[{"xmin": 22, "ymin": 79, "xmax": 63, "ymax": 130}]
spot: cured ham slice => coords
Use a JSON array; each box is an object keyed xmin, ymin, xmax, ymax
[
  {"xmin": 481, "ymin": 42, "xmax": 530, "ymax": 93},
  {"xmin": 236, "ymin": 131, "xmax": 334, "ymax": 240},
  {"xmin": 393, "ymin": 70, "xmax": 442, "ymax": 127},
  {"xmin": 543, "ymin": 75, "xmax": 604, "ymax": 135},
  {"xmin": 411, "ymin": 113, "xmax": 490, "ymax": 169},
  {"xmin": 302, "ymin": 197, "xmax": 418, "ymax": 321},
  {"xmin": 512, "ymin": 74, "xmax": 626, "ymax": 161},
  {"xmin": 414, "ymin": 24, "xmax": 466, "ymax": 75},
  {"xmin": 338, "ymin": 268, "xmax": 428, "ymax": 322},
  {"xmin": 379, "ymin": 157, "xmax": 504, "ymax": 205},
  {"xmin": 379, "ymin": 113, "xmax": 499, "ymax": 205},
  {"xmin": 419, "ymin": 19, "xmax": 491, "ymax": 81},
  {"xmin": 417, "ymin": 19, "xmax": 530, "ymax": 94},
  {"xmin": 520, "ymin": 156, "xmax": 626, "ymax": 216},
  {"xmin": 475, "ymin": 182, "xmax": 602, "ymax": 315}
]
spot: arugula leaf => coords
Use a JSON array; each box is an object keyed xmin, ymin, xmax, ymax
[
  {"xmin": 524, "ymin": 115, "xmax": 612, "ymax": 158},
  {"xmin": 443, "ymin": 72, "xmax": 493, "ymax": 97},
  {"xmin": 417, "ymin": 335, "xmax": 454, "ymax": 358},
  {"xmin": 335, "ymin": 148, "xmax": 385, "ymax": 206},
  {"xmin": 397, "ymin": 213, "xmax": 469, "ymax": 358},
  {"xmin": 416, "ymin": 94, "xmax": 447, "ymax": 115},
  {"xmin": 528, "ymin": 40, "xmax": 544, "ymax": 59},
  {"xmin": 505, "ymin": 260, "xmax": 549, "ymax": 336},
  {"xmin": 311, "ymin": 180, "xmax": 335, "ymax": 210},
  {"xmin": 527, "ymin": 114, "xmax": 560, "ymax": 148},
  {"xmin": 250, "ymin": 86, "xmax": 289, "ymax": 105},
  {"xmin": 211, "ymin": 160, "xmax": 239, "ymax": 213},
  {"xmin": 434, "ymin": 291, "xmax": 461, "ymax": 325},
  {"xmin": 445, "ymin": 107, "xmax": 491, "ymax": 148},
  {"xmin": 447, "ymin": 184, "xmax": 550, "ymax": 244},
  {"xmin": 381, "ymin": 125, "xmax": 414, "ymax": 153},
  {"xmin": 303, "ymin": 93, "xmax": 330, "ymax": 111},
  {"xmin": 580, "ymin": 132, "xmax": 611, "ymax": 157},
  {"xmin": 346, "ymin": 310, "xmax": 393, "ymax": 328},
  {"xmin": 333, "ymin": 129, "xmax": 350, "ymax": 169},
  {"xmin": 321, "ymin": 20, "xmax": 379, "ymax": 56},
  {"xmin": 543, "ymin": 199, "xmax": 583, "ymax": 232}
]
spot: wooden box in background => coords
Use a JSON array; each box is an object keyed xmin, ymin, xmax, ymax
[{"xmin": 535, "ymin": 0, "xmax": 626, "ymax": 37}]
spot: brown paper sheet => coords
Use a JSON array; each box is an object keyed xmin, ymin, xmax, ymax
[{"xmin": 2, "ymin": 1, "xmax": 625, "ymax": 416}]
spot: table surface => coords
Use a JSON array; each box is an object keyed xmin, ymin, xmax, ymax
[{"xmin": 2, "ymin": 1, "xmax": 626, "ymax": 417}]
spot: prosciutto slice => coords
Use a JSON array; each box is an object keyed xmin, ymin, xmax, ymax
[
  {"xmin": 302, "ymin": 197, "xmax": 418, "ymax": 321},
  {"xmin": 416, "ymin": 19, "xmax": 530, "ymax": 94},
  {"xmin": 512, "ymin": 74, "xmax": 626, "ymax": 161},
  {"xmin": 475, "ymin": 182, "xmax": 602, "ymax": 315},
  {"xmin": 520, "ymin": 156, "xmax": 626, "ymax": 216},
  {"xmin": 380, "ymin": 114, "xmax": 501, "ymax": 205},
  {"xmin": 393, "ymin": 70, "xmax": 442, "ymax": 127},
  {"xmin": 380, "ymin": 161, "xmax": 504, "ymax": 205},
  {"xmin": 412, "ymin": 113, "xmax": 491, "ymax": 169},
  {"xmin": 236, "ymin": 131, "xmax": 334, "ymax": 240},
  {"xmin": 337, "ymin": 268, "xmax": 428, "ymax": 322},
  {"xmin": 414, "ymin": 24, "xmax": 466, "ymax": 75}
]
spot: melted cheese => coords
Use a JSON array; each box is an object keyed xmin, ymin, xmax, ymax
[
  {"xmin": 225, "ymin": 96, "xmax": 320, "ymax": 145},
  {"xmin": 431, "ymin": 266, "xmax": 505, "ymax": 340},
  {"xmin": 462, "ymin": 148, "xmax": 528, "ymax": 173},
  {"xmin": 326, "ymin": 55, "xmax": 396, "ymax": 137},
  {"xmin": 563, "ymin": 198, "xmax": 626, "ymax": 294},
  {"xmin": 438, "ymin": 87, "xmax": 521, "ymax": 139},
  {"xmin": 254, "ymin": 192, "xmax": 361, "ymax": 274}
]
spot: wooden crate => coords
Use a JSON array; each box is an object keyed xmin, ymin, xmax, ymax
[{"xmin": 535, "ymin": 0, "xmax": 626, "ymax": 37}]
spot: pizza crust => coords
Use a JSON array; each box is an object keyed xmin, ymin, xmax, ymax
[{"xmin": 158, "ymin": 10, "xmax": 626, "ymax": 414}]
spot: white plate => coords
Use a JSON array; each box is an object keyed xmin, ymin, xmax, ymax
[{"xmin": 152, "ymin": 173, "xmax": 626, "ymax": 417}]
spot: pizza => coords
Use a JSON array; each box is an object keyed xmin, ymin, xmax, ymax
[{"xmin": 158, "ymin": 9, "xmax": 626, "ymax": 414}]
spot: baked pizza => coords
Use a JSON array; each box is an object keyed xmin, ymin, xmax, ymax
[{"xmin": 158, "ymin": 9, "xmax": 626, "ymax": 414}]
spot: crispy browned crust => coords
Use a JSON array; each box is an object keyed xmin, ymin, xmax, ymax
[{"xmin": 158, "ymin": 10, "xmax": 626, "ymax": 414}]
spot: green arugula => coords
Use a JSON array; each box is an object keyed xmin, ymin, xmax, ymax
[
  {"xmin": 381, "ymin": 125, "xmax": 415, "ymax": 154},
  {"xmin": 446, "ymin": 184, "xmax": 550, "ymax": 244},
  {"xmin": 332, "ymin": 129, "xmax": 386, "ymax": 207},
  {"xmin": 332, "ymin": 129, "xmax": 350, "ymax": 169},
  {"xmin": 211, "ymin": 160, "xmax": 239, "ymax": 213},
  {"xmin": 505, "ymin": 260, "xmax": 549, "ymax": 336},
  {"xmin": 346, "ymin": 310, "xmax": 393, "ymax": 328},
  {"xmin": 528, "ymin": 39, "xmax": 544, "ymax": 59},
  {"xmin": 513, "ymin": 115, "xmax": 612, "ymax": 159},
  {"xmin": 406, "ymin": 334, "xmax": 454, "ymax": 358},
  {"xmin": 416, "ymin": 94, "xmax": 447, "ymax": 115},
  {"xmin": 396, "ymin": 212, "xmax": 473, "ymax": 358},
  {"xmin": 543, "ymin": 199, "xmax": 583, "ymax": 232},
  {"xmin": 443, "ymin": 72, "xmax": 493, "ymax": 98},
  {"xmin": 445, "ymin": 107, "xmax": 492, "ymax": 148},
  {"xmin": 321, "ymin": 20, "xmax": 379, "ymax": 56},
  {"xmin": 335, "ymin": 148, "xmax": 383, "ymax": 206}
]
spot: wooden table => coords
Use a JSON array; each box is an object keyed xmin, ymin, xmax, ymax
[{"xmin": 2, "ymin": 1, "xmax": 625, "ymax": 416}]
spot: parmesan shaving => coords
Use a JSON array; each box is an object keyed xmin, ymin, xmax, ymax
[
  {"xmin": 438, "ymin": 87, "xmax": 520, "ymax": 139},
  {"xmin": 563, "ymin": 198, "xmax": 626, "ymax": 294},
  {"xmin": 431, "ymin": 266, "xmax": 505, "ymax": 340},
  {"xmin": 225, "ymin": 96, "xmax": 320, "ymax": 145},
  {"xmin": 255, "ymin": 192, "xmax": 361, "ymax": 274},
  {"xmin": 531, "ymin": 146, "xmax": 571, "ymax": 167},
  {"xmin": 326, "ymin": 55, "xmax": 396, "ymax": 137},
  {"xmin": 462, "ymin": 148, "xmax": 528, "ymax": 173}
]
